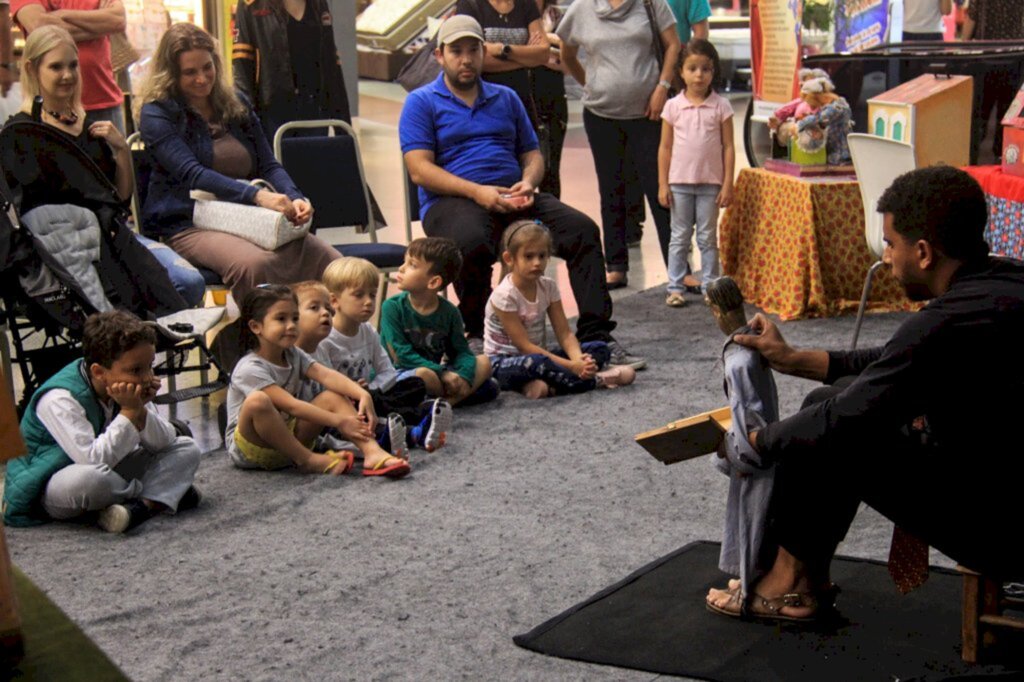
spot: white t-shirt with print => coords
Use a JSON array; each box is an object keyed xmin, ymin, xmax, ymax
[{"xmin": 484, "ymin": 274, "xmax": 560, "ymax": 356}]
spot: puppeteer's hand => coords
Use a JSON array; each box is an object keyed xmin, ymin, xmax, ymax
[{"xmin": 731, "ymin": 314, "xmax": 792, "ymax": 372}]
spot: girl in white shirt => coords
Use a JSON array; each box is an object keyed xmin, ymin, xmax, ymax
[{"xmin": 483, "ymin": 220, "xmax": 635, "ymax": 399}]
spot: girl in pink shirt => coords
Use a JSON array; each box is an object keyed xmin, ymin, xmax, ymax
[{"xmin": 657, "ymin": 39, "xmax": 735, "ymax": 308}]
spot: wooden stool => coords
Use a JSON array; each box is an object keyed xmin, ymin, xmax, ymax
[{"xmin": 959, "ymin": 566, "xmax": 1024, "ymax": 662}]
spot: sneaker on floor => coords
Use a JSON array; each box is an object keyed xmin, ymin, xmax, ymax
[
  {"xmin": 377, "ymin": 413, "xmax": 409, "ymax": 460},
  {"xmin": 665, "ymin": 292, "xmax": 686, "ymax": 307},
  {"xmin": 177, "ymin": 485, "xmax": 202, "ymax": 512},
  {"xmin": 97, "ymin": 500, "xmax": 155, "ymax": 534},
  {"xmin": 414, "ymin": 398, "xmax": 453, "ymax": 452},
  {"xmin": 596, "ymin": 365, "xmax": 637, "ymax": 388},
  {"xmin": 466, "ymin": 336, "xmax": 485, "ymax": 355},
  {"xmin": 607, "ymin": 339, "xmax": 647, "ymax": 371}
]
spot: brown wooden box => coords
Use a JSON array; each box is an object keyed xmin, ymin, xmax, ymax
[{"xmin": 357, "ymin": 47, "xmax": 413, "ymax": 82}]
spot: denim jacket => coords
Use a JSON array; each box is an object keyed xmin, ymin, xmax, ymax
[{"xmin": 138, "ymin": 95, "xmax": 302, "ymax": 238}]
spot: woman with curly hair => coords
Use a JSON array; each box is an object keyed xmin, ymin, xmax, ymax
[{"xmin": 137, "ymin": 22, "xmax": 340, "ymax": 303}]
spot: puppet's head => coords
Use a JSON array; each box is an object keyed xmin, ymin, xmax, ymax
[{"xmin": 800, "ymin": 77, "xmax": 837, "ymax": 110}]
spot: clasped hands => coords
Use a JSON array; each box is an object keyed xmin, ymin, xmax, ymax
[
  {"xmin": 474, "ymin": 180, "xmax": 535, "ymax": 213},
  {"xmin": 255, "ymin": 189, "xmax": 313, "ymax": 226}
]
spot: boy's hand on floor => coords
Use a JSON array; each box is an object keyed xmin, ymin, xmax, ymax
[{"xmin": 337, "ymin": 414, "xmax": 373, "ymax": 442}]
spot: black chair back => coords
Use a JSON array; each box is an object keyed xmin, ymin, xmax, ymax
[{"xmin": 278, "ymin": 135, "xmax": 369, "ymax": 232}]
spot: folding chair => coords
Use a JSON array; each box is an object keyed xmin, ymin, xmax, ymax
[
  {"xmin": 273, "ymin": 120, "xmax": 409, "ymax": 312},
  {"xmin": 847, "ymin": 133, "xmax": 917, "ymax": 349}
]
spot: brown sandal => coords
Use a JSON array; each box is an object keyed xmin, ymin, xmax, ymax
[
  {"xmin": 706, "ymin": 584, "xmax": 833, "ymax": 623},
  {"xmin": 745, "ymin": 591, "xmax": 823, "ymax": 623}
]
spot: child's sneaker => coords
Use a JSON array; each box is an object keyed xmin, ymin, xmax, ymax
[
  {"xmin": 595, "ymin": 365, "xmax": 636, "ymax": 389},
  {"xmin": 412, "ymin": 398, "xmax": 453, "ymax": 452},
  {"xmin": 376, "ymin": 413, "xmax": 408, "ymax": 460},
  {"xmin": 177, "ymin": 485, "xmax": 202, "ymax": 512},
  {"xmin": 97, "ymin": 499, "xmax": 155, "ymax": 534}
]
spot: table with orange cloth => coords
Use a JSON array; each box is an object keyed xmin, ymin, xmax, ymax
[{"xmin": 719, "ymin": 168, "xmax": 915, "ymax": 320}]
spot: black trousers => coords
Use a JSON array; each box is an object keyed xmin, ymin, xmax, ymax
[
  {"xmin": 582, "ymin": 109, "xmax": 671, "ymax": 271},
  {"xmin": 371, "ymin": 376, "xmax": 427, "ymax": 425},
  {"xmin": 422, "ymin": 193, "xmax": 615, "ymax": 342},
  {"xmin": 769, "ymin": 377, "xmax": 1023, "ymax": 579}
]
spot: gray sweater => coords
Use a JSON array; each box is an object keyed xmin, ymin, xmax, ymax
[
  {"xmin": 557, "ymin": 0, "xmax": 676, "ymax": 119},
  {"xmin": 713, "ymin": 327, "xmax": 779, "ymax": 598}
]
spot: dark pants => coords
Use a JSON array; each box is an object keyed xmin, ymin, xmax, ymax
[
  {"xmin": 371, "ymin": 376, "xmax": 427, "ymax": 425},
  {"xmin": 971, "ymin": 64, "xmax": 1022, "ymax": 163},
  {"xmin": 582, "ymin": 109, "xmax": 671, "ymax": 271},
  {"xmin": 491, "ymin": 341, "xmax": 610, "ymax": 395},
  {"xmin": 533, "ymin": 69, "xmax": 568, "ymax": 199},
  {"xmin": 769, "ymin": 377, "xmax": 1023, "ymax": 579},
  {"xmin": 422, "ymin": 193, "xmax": 615, "ymax": 342}
]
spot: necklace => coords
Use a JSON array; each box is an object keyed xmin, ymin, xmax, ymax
[{"xmin": 44, "ymin": 107, "xmax": 79, "ymax": 125}]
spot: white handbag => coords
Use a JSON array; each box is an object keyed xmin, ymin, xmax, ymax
[{"xmin": 190, "ymin": 181, "xmax": 311, "ymax": 251}]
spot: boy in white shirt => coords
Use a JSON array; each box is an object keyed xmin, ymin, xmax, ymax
[
  {"xmin": 298, "ymin": 258, "xmax": 452, "ymax": 452},
  {"xmin": 4, "ymin": 311, "xmax": 201, "ymax": 533}
]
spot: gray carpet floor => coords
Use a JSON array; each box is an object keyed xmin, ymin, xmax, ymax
[{"xmin": 4, "ymin": 287, "xmax": 941, "ymax": 681}]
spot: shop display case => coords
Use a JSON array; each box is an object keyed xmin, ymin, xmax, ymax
[{"xmin": 356, "ymin": 0, "xmax": 453, "ymax": 80}]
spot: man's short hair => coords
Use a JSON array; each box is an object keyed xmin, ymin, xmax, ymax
[
  {"xmin": 877, "ymin": 166, "xmax": 989, "ymax": 262},
  {"xmin": 407, "ymin": 237, "xmax": 463, "ymax": 287},
  {"xmin": 322, "ymin": 257, "xmax": 380, "ymax": 294},
  {"xmin": 83, "ymin": 311, "xmax": 157, "ymax": 368}
]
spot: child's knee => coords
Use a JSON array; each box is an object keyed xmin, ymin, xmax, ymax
[
  {"xmin": 242, "ymin": 390, "xmax": 275, "ymax": 414},
  {"xmin": 167, "ymin": 437, "xmax": 202, "ymax": 473},
  {"xmin": 475, "ymin": 354, "xmax": 492, "ymax": 377}
]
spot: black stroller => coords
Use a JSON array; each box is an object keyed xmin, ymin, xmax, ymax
[{"xmin": 0, "ymin": 104, "xmax": 226, "ymax": 413}]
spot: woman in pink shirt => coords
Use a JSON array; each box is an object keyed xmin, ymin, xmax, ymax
[{"xmin": 657, "ymin": 39, "xmax": 735, "ymax": 308}]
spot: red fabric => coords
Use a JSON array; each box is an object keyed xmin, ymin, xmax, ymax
[
  {"xmin": 965, "ymin": 165, "xmax": 1024, "ymax": 204},
  {"xmin": 10, "ymin": 0, "xmax": 123, "ymax": 111}
]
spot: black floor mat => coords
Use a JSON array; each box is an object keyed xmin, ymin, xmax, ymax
[{"xmin": 514, "ymin": 541, "xmax": 1024, "ymax": 681}]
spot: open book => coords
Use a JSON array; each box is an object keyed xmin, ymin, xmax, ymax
[{"xmin": 635, "ymin": 407, "xmax": 732, "ymax": 465}]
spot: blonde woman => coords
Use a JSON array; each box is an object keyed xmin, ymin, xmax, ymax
[
  {"xmin": 2, "ymin": 25, "xmax": 208, "ymax": 306},
  {"xmin": 138, "ymin": 22, "xmax": 339, "ymax": 303},
  {"xmin": 6, "ymin": 25, "xmax": 132, "ymax": 208}
]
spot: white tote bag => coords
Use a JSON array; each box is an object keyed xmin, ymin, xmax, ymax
[{"xmin": 190, "ymin": 181, "xmax": 311, "ymax": 251}]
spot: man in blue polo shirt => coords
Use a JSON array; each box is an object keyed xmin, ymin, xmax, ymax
[{"xmin": 399, "ymin": 14, "xmax": 645, "ymax": 369}]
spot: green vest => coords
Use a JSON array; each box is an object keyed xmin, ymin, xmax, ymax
[{"xmin": 3, "ymin": 360, "xmax": 106, "ymax": 527}]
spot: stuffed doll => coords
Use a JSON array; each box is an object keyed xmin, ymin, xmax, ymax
[{"xmin": 795, "ymin": 79, "xmax": 853, "ymax": 165}]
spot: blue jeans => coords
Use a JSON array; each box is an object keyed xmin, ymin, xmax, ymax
[
  {"xmin": 667, "ymin": 183, "xmax": 720, "ymax": 294},
  {"xmin": 490, "ymin": 341, "xmax": 610, "ymax": 395},
  {"xmin": 137, "ymin": 235, "xmax": 206, "ymax": 307}
]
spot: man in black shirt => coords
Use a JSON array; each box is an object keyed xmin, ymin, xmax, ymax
[{"xmin": 707, "ymin": 166, "xmax": 1024, "ymax": 621}]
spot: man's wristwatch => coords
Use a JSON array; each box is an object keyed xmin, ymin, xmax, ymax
[
  {"xmin": 0, "ymin": 63, "xmax": 16, "ymax": 71},
  {"xmin": 497, "ymin": 43, "xmax": 512, "ymax": 60},
  {"xmin": 658, "ymin": 79, "xmax": 672, "ymax": 91}
]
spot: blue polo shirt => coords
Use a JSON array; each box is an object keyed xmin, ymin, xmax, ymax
[{"xmin": 399, "ymin": 73, "xmax": 539, "ymax": 220}]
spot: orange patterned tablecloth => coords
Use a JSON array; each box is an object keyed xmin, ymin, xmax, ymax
[{"xmin": 719, "ymin": 168, "xmax": 916, "ymax": 320}]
